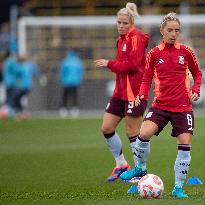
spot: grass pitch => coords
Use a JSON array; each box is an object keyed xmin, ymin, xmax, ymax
[{"xmin": 0, "ymin": 117, "xmax": 204, "ymax": 205}]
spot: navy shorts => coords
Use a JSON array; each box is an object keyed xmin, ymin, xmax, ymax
[
  {"xmin": 105, "ymin": 97, "xmax": 147, "ymax": 117},
  {"xmin": 144, "ymin": 107, "xmax": 194, "ymax": 137}
]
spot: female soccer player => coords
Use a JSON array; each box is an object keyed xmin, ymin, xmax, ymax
[
  {"xmin": 94, "ymin": 2, "xmax": 149, "ymax": 182},
  {"xmin": 120, "ymin": 12, "xmax": 202, "ymax": 198}
]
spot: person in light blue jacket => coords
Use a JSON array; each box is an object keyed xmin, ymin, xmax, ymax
[
  {"xmin": 11, "ymin": 55, "xmax": 42, "ymax": 116},
  {"xmin": 2, "ymin": 53, "xmax": 18, "ymax": 107},
  {"xmin": 59, "ymin": 49, "xmax": 84, "ymax": 116}
]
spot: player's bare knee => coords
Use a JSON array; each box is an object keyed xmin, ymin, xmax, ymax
[
  {"xmin": 126, "ymin": 125, "xmax": 140, "ymax": 137},
  {"xmin": 177, "ymin": 133, "xmax": 192, "ymax": 144},
  {"xmin": 139, "ymin": 130, "xmax": 152, "ymax": 140},
  {"xmin": 101, "ymin": 125, "xmax": 114, "ymax": 135}
]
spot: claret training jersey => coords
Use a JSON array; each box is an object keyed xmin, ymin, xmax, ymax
[
  {"xmin": 139, "ymin": 41, "xmax": 202, "ymax": 112},
  {"xmin": 107, "ymin": 26, "xmax": 149, "ymax": 101}
]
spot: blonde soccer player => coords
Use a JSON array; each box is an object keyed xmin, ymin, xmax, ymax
[{"xmin": 94, "ymin": 2, "xmax": 149, "ymax": 182}]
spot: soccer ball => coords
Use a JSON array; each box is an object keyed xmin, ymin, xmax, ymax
[{"xmin": 138, "ymin": 174, "xmax": 164, "ymax": 199}]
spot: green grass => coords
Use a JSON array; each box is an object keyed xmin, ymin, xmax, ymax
[{"xmin": 0, "ymin": 117, "xmax": 204, "ymax": 205}]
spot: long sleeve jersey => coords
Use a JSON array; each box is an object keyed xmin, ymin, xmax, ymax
[
  {"xmin": 139, "ymin": 41, "xmax": 202, "ymax": 112},
  {"xmin": 107, "ymin": 26, "xmax": 149, "ymax": 101}
]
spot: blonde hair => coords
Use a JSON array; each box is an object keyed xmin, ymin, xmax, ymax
[
  {"xmin": 117, "ymin": 2, "xmax": 139, "ymax": 24},
  {"xmin": 160, "ymin": 12, "xmax": 181, "ymax": 28}
]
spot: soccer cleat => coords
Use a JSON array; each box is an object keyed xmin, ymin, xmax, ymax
[
  {"xmin": 172, "ymin": 186, "xmax": 188, "ymax": 199},
  {"xmin": 120, "ymin": 166, "xmax": 147, "ymax": 181},
  {"xmin": 107, "ymin": 164, "xmax": 131, "ymax": 182}
]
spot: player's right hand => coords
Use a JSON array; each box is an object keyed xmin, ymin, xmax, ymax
[
  {"xmin": 190, "ymin": 91, "xmax": 199, "ymax": 102},
  {"xmin": 93, "ymin": 59, "xmax": 108, "ymax": 68},
  {"xmin": 135, "ymin": 95, "xmax": 144, "ymax": 107}
]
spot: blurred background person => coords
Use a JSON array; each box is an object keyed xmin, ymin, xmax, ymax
[
  {"xmin": 10, "ymin": 55, "xmax": 46, "ymax": 120},
  {"xmin": 58, "ymin": 49, "xmax": 84, "ymax": 117},
  {"xmin": 0, "ymin": 52, "xmax": 18, "ymax": 118}
]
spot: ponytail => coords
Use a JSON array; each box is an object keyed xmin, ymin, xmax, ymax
[{"xmin": 117, "ymin": 2, "xmax": 139, "ymax": 24}]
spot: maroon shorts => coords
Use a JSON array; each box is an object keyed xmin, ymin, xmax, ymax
[
  {"xmin": 144, "ymin": 107, "xmax": 194, "ymax": 137},
  {"xmin": 105, "ymin": 97, "xmax": 147, "ymax": 117}
]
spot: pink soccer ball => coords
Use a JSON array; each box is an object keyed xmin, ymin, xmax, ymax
[{"xmin": 138, "ymin": 174, "xmax": 164, "ymax": 199}]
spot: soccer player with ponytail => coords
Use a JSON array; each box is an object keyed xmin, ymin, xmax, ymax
[
  {"xmin": 94, "ymin": 2, "xmax": 149, "ymax": 182},
  {"xmin": 120, "ymin": 12, "xmax": 202, "ymax": 198}
]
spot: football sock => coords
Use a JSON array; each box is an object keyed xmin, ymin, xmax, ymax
[
  {"xmin": 134, "ymin": 136, "xmax": 150, "ymax": 171},
  {"xmin": 174, "ymin": 144, "xmax": 191, "ymax": 188},
  {"xmin": 104, "ymin": 132, "xmax": 127, "ymax": 167},
  {"xmin": 129, "ymin": 135, "xmax": 138, "ymax": 166}
]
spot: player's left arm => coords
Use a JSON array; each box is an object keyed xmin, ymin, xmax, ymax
[{"xmin": 186, "ymin": 46, "xmax": 202, "ymax": 100}]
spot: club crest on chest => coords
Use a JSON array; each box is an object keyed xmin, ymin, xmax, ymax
[{"xmin": 178, "ymin": 55, "xmax": 185, "ymax": 64}]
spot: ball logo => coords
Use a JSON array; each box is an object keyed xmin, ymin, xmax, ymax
[{"xmin": 153, "ymin": 175, "xmax": 162, "ymax": 185}]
